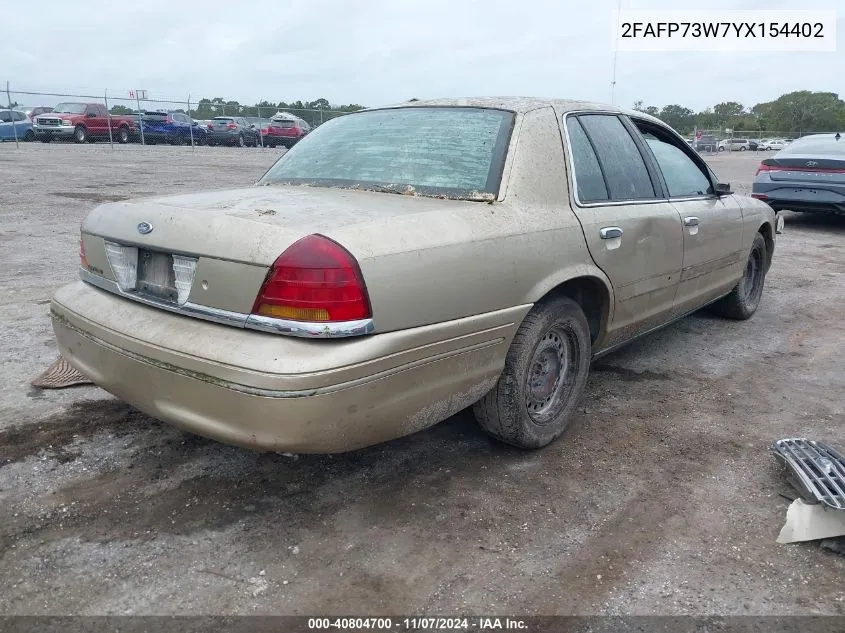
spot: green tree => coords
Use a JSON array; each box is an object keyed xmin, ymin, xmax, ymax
[{"xmin": 713, "ymin": 101, "xmax": 745, "ymax": 118}]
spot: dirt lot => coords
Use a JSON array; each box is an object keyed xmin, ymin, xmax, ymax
[{"xmin": 0, "ymin": 143, "xmax": 843, "ymax": 616}]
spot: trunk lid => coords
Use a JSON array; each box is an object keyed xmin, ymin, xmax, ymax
[
  {"xmin": 765, "ymin": 155, "xmax": 845, "ymax": 184},
  {"xmin": 81, "ymin": 185, "xmax": 480, "ymax": 316},
  {"xmin": 83, "ymin": 185, "xmax": 477, "ymax": 265}
]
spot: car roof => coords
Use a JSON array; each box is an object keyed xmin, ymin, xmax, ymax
[{"xmin": 371, "ymin": 96, "xmax": 661, "ymax": 123}]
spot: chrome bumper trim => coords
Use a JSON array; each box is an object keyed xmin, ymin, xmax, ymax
[{"xmin": 79, "ymin": 267, "xmax": 374, "ymax": 338}]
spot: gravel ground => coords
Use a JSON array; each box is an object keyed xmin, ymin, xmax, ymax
[{"xmin": 0, "ymin": 143, "xmax": 844, "ymax": 616}]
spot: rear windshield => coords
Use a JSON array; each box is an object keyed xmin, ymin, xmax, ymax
[
  {"xmin": 780, "ymin": 137, "xmax": 845, "ymax": 155},
  {"xmin": 272, "ymin": 120, "xmax": 296, "ymax": 128},
  {"xmin": 53, "ymin": 103, "xmax": 86, "ymax": 114},
  {"xmin": 260, "ymin": 107, "xmax": 514, "ymax": 199},
  {"xmin": 212, "ymin": 118, "xmax": 234, "ymax": 123}
]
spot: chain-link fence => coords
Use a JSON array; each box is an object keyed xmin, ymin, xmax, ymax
[{"xmin": 2, "ymin": 82, "xmax": 358, "ymax": 150}]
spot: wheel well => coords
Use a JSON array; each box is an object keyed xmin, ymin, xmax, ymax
[
  {"xmin": 758, "ymin": 222, "xmax": 774, "ymax": 269},
  {"xmin": 542, "ymin": 277, "xmax": 609, "ymax": 343}
]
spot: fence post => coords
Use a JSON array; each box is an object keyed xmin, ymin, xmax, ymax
[
  {"xmin": 104, "ymin": 89, "xmax": 114, "ymax": 149},
  {"xmin": 258, "ymin": 105, "xmax": 264, "ymax": 148},
  {"xmin": 187, "ymin": 93, "xmax": 195, "ymax": 152},
  {"xmin": 6, "ymin": 81, "xmax": 19, "ymax": 149},
  {"xmin": 136, "ymin": 92, "xmax": 145, "ymax": 146}
]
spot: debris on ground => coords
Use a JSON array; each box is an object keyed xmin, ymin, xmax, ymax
[
  {"xmin": 31, "ymin": 355, "xmax": 93, "ymax": 389},
  {"xmin": 773, "ymin": 438, "xmax": 845, "ymax": 545}
]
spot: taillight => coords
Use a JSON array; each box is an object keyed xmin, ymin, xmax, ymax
[
  {"xmin": 751, "ymin": 193, "xmax": 769, "ymax": 200},
  {"xmin": 227, "ymin": 123, "xmax": 237, "ymax": 129},
  {"xmin": 755, "ymin": 163, "xmax": 771, "ymax": 176},
  {"xmin": 251, "ymin": 234, "xmax": 371, "ymax": 323},
  {"xmin": 79, "ymin": 238, "xmax": 89, "ymax": 269}
]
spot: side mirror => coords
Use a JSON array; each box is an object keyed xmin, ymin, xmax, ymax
[
  {"xmin": 249, "ymin": 124, "xmax": 256, "ymax": 129},
  {"xmin": 714, "ymin": 182, "xmax": 732, "ymax": 196}
]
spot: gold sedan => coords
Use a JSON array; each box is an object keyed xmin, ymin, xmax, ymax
[{"xmin": 51, "ymin": 98, "xmax": 777, "ymax": 452}]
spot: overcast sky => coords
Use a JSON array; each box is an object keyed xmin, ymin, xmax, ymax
[{"xmin": 3, "ymin": 0, "xmax": 843, "ymax": 112}]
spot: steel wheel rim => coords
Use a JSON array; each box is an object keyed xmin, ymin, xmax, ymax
[
  {"xmin": 740, "ymin": 247, "xmax": 763, "ymax": 304},
  {"xmin": 525, "ymin": 325, "xmax": 579, "ymax": 425}
]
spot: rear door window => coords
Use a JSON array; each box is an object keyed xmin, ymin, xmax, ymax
[
  {"xmin": 566, "ymin": 117, "xmax": 609, "ymax": 202},
  {"xmin": 577, "ymin": 114, "xmax": 656, "ymax": 201}
]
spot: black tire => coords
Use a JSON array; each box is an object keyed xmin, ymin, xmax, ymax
[
  {"xmin": 24, "ymin": 129, "xmax": 35, "ymax": 142},
  {"xmin": 207, "ymin": 139, "xmax": 216, "ymax": 147},
  {"xmin": 237, "ymin": 134, "xmax": 245, "ymax": 147},
  {"xmin": 74, "ymin": 125, "xmax": 87, "ymax": 144},
  {"xmin": 718, "ymin": 146, "xmax": 724, "ymax": 152},
  {"xmin": 40, "ymin": 135, "xmax": 52, "ymax": 143},
  {"xmin": 117, "ymin": 126, "xmax": 130, "ymax": 144},
  {"xmin": 709, "ymin": 233, "xmax": 767, "ymax": 320},
  {"xmin": 473, "ymin": 296, "xmax": 592, "ymax": 449},
  {"xmin": 268, "ymin": 142, "xmax": 276, "ymax": 148},
  {"xmin": 739, "ymin": 146, "xmax": 746, "ymax": 151}
]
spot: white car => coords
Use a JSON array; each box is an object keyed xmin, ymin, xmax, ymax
[{"xmin": 762, "ymin": 139, "xmax": 786, "ymax": 151}]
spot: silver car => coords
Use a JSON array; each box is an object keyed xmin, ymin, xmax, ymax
[{"xmin": 752, "ymin": 133, "xmax": 845, "ymax": 216}]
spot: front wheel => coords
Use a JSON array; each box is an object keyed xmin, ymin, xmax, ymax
[
  {"xmin": 24, "ymin": 129, "xmax": 35, "ymax": 142},
  {"xmin": 74, "ymin": 125, "xmax": 87, "ymax": 144},
  {"xmin": 473, "ymin": 296, "xmax": 592, "ymax": 449},
  {"xmin": 709, "ymin": 233, "xmax": 767, "ymax": 320}
]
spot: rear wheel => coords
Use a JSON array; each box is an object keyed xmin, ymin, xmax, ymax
[
  {"xmin": 117, "ymin": 126, "xmax": 130, "ymax": 144},
  {"xmin": 237, "ymin": 134, "xmax": 245, "ymax": 147},
  {"xmin": 709, "ymin": 233, "xmax": 767, "ymax": 320},
  {"xmin": 74, "ymin": 125, "xmax": 87, "ymax": 144},
  {"xmin": 473, "ymin": 296, "xmax": 592, "ymax": 449},
  {"xmin": 23, "ymin": 129, "xmax": 35, "ymax": 142}
]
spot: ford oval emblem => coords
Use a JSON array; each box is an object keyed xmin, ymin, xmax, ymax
[{"xmin": 137, "ymin": 222, "xmax": 153, "ymax": 235}]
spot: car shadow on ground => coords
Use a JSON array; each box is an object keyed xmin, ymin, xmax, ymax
[{"xmin": 782, "ymin": 210, "xmax": 845, "ymax": 234}]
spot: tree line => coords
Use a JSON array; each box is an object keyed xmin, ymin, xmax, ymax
[
  {"xmin": 634, "ymin": 90, "xmax": 845, "ymax": 137},
  {"xmin": 103, "ymin": 89, "xmax": 845, "ymax": 136}
]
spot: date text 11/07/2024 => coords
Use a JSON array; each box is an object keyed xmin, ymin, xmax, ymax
[{"xmin": 306, "ymin": 617, "xmax": 529, "ymax": 630}]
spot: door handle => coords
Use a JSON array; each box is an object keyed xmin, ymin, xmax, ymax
[
  {"xmin": 599, "ymin": 227, "xmax": 623, "ymax": 239},
  {"xmin": 684, "ymin": 216, "xmax": 700, "ymax": 227}
]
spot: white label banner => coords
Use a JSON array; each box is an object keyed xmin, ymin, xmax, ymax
[{"xmin": 612, "ymin": 10, "xmax": 838, "ymax": 52}]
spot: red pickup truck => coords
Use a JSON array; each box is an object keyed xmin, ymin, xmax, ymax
[{"xmin": 33, "ymin": 102, "xmax": 138, "ymax": 144}]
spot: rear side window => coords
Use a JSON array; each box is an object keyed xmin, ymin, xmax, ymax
[
  {"xmin": 578, "ymin": 114, "xmax": 656, "ymax": 201},
  {"xmin": 566, "ymin": 117, "xmax": 608, "ymax": 202}
]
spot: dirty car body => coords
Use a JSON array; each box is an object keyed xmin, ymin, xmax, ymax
[{"xmin": 51, "ymin": 98, "xmax": 777, "ymax": 453}]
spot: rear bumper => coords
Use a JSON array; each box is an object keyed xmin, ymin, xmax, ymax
[
  {"xmin": 51, "ymin": 281, "xmax": 522, "ymax": 453},
  {"xmin": 207, "ymin": 131, "xmax": 241, "ymax": 142},
  {"xmin": 752, "ymin": 183, "xmax": 845, "ymax": 215}
]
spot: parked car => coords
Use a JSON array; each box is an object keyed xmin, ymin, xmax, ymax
[
  {"xmin": 139, "ymin": 111, "xmax": 207, "ymax": 145},
  {"xmin": 0, "ymin": 109, "xmax": 35, "ymax": 141},
  {"xmin": 752, "ymin": 132, "xmax": 845, "ymax": 216},
  {"xmin": 51, "ymin": 97, "xmax": 776, "ymax": 454},
  {"xmin": 264, "ymin": 117, "xmax": 310, "ymax": 148},
  {"xmin": 205, "ymin": 116, "xmax": 260, "ymax": 147},
  {"xmin": 719, "ymin": 138, "xmax": 756, "ymax": 152},
  {"xmin": 14, "ymin": 105, "xmax": 54, "ymax": 121},
  {"xmin": 692, "ymin": 134, "xmax": 717, "ymax": 152},
  {"xmin": 759, "ymin": 139, "xmax": 786, "ymax": 151},
  {"xmin": 33, "ymin": 103, "xmax": 137, "ymax": 144}
]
